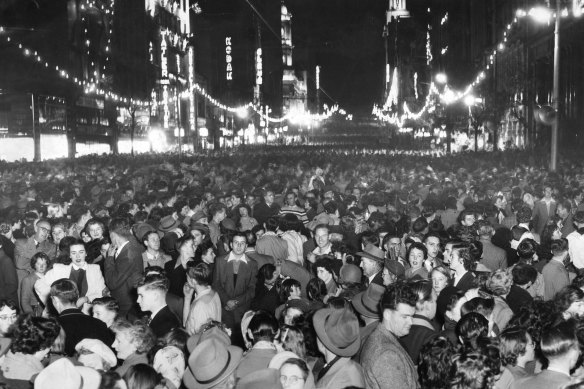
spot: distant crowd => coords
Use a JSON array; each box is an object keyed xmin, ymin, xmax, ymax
[{"xmin": 0, "ymin": 146, "xmax": 584, "ymax": 388}]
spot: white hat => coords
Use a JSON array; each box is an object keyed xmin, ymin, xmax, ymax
[
  {"xmin": 75, "ymin": 338, "xmax": 117, "ymax": 369},
  {"xmin": 154, "ymin": 346, "xmax": 185, "ymax": 389},
  {"xmin": 35, "ymin": 358, "xmax": 101, "ymax": 389}
]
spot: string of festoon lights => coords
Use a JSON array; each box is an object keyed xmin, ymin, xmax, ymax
[
  {"xmin": 1, "ymin": 24, "xmax": 346, "ymax": 124},
  {"xmin": 374, "ymin": 3, "xmax": 580, "ymax": 128}
]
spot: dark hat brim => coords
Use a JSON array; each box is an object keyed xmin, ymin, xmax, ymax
[
  {"xmin": 351, "ymin": 291, "xmax": 381, "ymax": 319},
  {"xmin": 183, "ymin": 346, "xmax": 242, "ymax": 389},
  {"xmin": 313, "ymin": 308, "xmax": 360, "ymax": 357}
]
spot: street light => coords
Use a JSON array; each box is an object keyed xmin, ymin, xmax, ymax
[
  {"xmin": 526, "ymin": 2, "xmax": 559, "ymax": 170},
  {"xmin": 435, "ymin": 73, "xmax": 447, "ymax": 84}
]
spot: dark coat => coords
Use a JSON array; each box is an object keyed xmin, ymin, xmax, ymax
[
  {"xmin": 253, "ymin": 202, "xmax": 280, "ymax": 228},
  {"xmin": 0, "ymin": 249, "xmax": 18, "ymax": 304},
  {"xmin": 213, "ymin": 254, "xmax": 258, "ymax": 326},
  {"xmin": 57, "ymin": 308, "xmax": 114, "ymax": 356},
  {"xmin": 104, "ymin": 241, "xmax": 144, "ymax": 318},
  {"xmin": 505, "ymin": 285, "xmax": 533, "ymax": 315},
  {"xmin": 149, "ymin": 305, "xmax": 181, "ymax": 338},
  {"xmin": 454, "ymin": 271, "xmax": 476, "ymax": 293},
  {"xmin": 400, "ymin": 315, "xmax": 438, "ymax": 364}
]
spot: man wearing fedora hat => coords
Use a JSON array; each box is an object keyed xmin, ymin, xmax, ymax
[
  {"xmin": 361, "ymin": 282, "xmax": 419, "ymax": 389},
  {"xmin": 312, "ymin": 306, "xmax": 364, "ymax": 389},
  {"xmin": 183, "ymin": 337, "xmax": 243, "ymax": 389},
  {"xmin": 358, "ymin": 244, "xmax": 385, "ymax": 287},
  {"xmin": 351, "ymin": 283, "xmax": 385, "ymax": 363}
]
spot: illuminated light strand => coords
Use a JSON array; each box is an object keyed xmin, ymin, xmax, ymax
[{"xmin": 374, "ymin": 4, "xmax": 580, "ymax": 126}]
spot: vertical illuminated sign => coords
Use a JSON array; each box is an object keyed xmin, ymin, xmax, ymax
[
  {"xmin": 188, "ymin": 47, "xmax": 195, "ymax": 132},
  {"xmin": 256, "ymin": 48, "xmax": 263, "ymax": 85},
  {"xmin": 225, "ymin": 37, "xmax": 233, "ymax": 80},
  {"xmin": 161, "ymin": 37, "xmax": 169, "ymax": 129},
  {"xmin": 316, "ymin": 65, "xmax": 320, "ymax": 90}
]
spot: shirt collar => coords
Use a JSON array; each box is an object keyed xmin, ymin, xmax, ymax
[
  {"xmin": 145, "ymin": 251, "xmax": 160, "ymax": 260},
  {"xmin": 194, "ymin": 288, "xmax": 212, "ymax": 300},
  {"xmin": 71, "ymin": 263, "xmax": 87, "ymax": 271},
  {"xmin": 117, "ymin": 240, "xmax": 130, "ymax": 254},
  {"xmin": 227, "ymin": 251, "xmax": 248, "ymax": 263}
]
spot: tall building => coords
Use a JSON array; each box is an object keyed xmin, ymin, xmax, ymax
[{"xmin": 281, "ymin": 2, "xmax": 307, "ymax": 118}]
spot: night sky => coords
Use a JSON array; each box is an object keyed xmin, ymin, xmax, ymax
[
  {"xmin": 284, "ymin": 0, "xmax": 388, "ymax": 115},
  {"xmin": 0, "ymin": 0, "xmax": 406, "ymax": 116}
]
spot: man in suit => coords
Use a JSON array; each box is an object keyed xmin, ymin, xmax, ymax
[
  {"xmin": 213, "ymin": 232, "xmax": 258, "ymax": 333},
  {"xmin": 14, "ymin": 219, "xmax": 56, "ymax": 285},
  {"xmin": 557, "ymin": 200, "xmax": 575, "ymax": 238},
  {"xmin": 476, "ymin": 220, "xmax": 507, "ymax": 271},
  {"xmin": 36, "ymin": 239, "xmax": 106, "ymax": 308},
  {"xmin": 312, "ymin": 306, "xmax": 364, "ymax": 389},
  {"xmin": 357, "ymin": 244, "xmax": 385, "ymax": 287},
  {"xmin": 532, "ymin": 185, "xmax": 557, "ymax": 236},
  {"xmin": 253, "ymin": 190, "xmax": 280, "ymax": 228},
  {"xmin": 514, "ymin": 320, "xmax": 576, "ymax": 389},
  {"xmin": 136, "ymin": 274, "xmax": 180, "ymax": 338},
  {"xmin": 105, "ymin": 217, "xmax": 144, "ymax": 319},
  {"xmin": 542, "ymin": 239, "xmax": 571, "ymax": 301},
  {"xmin": 361, "ymin": 283, "xmax": 419, "ymax": 389},
  {"xmin": 449, "ymin": 243, "xmax": 476, "ymax": 292},
  {"xmin": 50, "ymin": 279, "xmax": 113, "ymax": 356}
]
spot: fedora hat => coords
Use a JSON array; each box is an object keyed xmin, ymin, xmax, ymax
[
  {"xmin": 183, "ymin": 338, "xmax": 243, "ymax": 389},
  {"xmin": 312, "ymin": 306, "xmax": 360, "ymax": 357},
  {"xmin": 352, "ymin": 283, "xmax": 385, "ymax": 319},
  {"xmin": 186, "ymin": 325, "xmax": 231, "ymax": 353},
  {"xmin": 190, "ymin": 222, "xmax": 210, "ymax": 236},
  {"xmin": 237, "ymin": 368, "xmax": 282, "ymax": 389},
  {"xmin": 158, "ymin": 215, "xmax": 180, "ymax": 233},
  {"xmin": 134, "ymin": 222, "xmax": 162, "ymax": 242},
  {"xmin": 357, "ymin": 243, "xmax": 385, "ymax": 263}
]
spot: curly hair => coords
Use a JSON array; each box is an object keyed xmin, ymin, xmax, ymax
[
  {"xmin": 306, "ymin": 278, "xmax": 327, "ymax": 303},
  {"xmin": 111, "ymin": 320, "xmax": 156, "ymax": 354},
  {"xmin": 418, "ymin": 336, "xmax": 456, "ymax": 389},
  {"xmin": 499, "ymin": 326, "xmax": 530, "ymax": 367},
  {"xmin": 555, "ymin": 286, "xmax": 584, "ymax": 317},
  {"xmin": 456, "ymin": 312, "xmax": 489, "ymax": 351},
  {"xmin": 278, "ymin": 325, "xmax": 306, "ymax": 359},
  {"xmin": 449, "ymin": 352, "xmax": 496, "ymax": 389},
  {"xmin": 485, "ymin": 269, "xmax": 513, "ymax": 297},
  {"xmin": 381, "ymin": 281, "xmax": 418, "ymax": 311},
  {"xmin": 30, "ymin": 252, "xmax": 50, "ymax": 271},
  {"xmin": 10, "ymin": 315, "xmax": 61, "ymax": 354}
]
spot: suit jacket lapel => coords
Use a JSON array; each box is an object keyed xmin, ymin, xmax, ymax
[{"xmin": 234, "ymin": 257, "xmax": 249, "ymax": 291}]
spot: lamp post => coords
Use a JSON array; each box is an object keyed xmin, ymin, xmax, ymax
[{"xmin": 550, "ymin": 0, "xmax": 560, "ymax": 171}]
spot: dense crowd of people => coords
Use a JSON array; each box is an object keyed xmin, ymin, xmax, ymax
[{"xmin": 0, "ymin": 145, "xmax": 584, "ymax": 388}]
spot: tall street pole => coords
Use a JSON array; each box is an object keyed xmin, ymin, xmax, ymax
[{"xmin": 550, "ymin": 0, "xmax": 560, "ymax": 171}]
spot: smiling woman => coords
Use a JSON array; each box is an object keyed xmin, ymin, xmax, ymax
[{"xmin": 34, "ymin": 239, "xmax": 107, "ymax": 308}]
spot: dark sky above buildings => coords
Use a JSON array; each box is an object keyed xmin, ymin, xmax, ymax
[
  {"xmin": 0, "ymin": 0, "xmax": 441, "ymax": 116},
  {"xmin": 284, "ymin": 0, "xmax": 388, "ymax": 115}
]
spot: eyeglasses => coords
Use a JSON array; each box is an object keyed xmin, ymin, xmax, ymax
[
  {"xmin": 280, "ymin": 375, "xmax": 305, "ymax": 385},
  {"xmin": 0, "ymin": 314, "xmax": 17, "ymax": 321}
]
